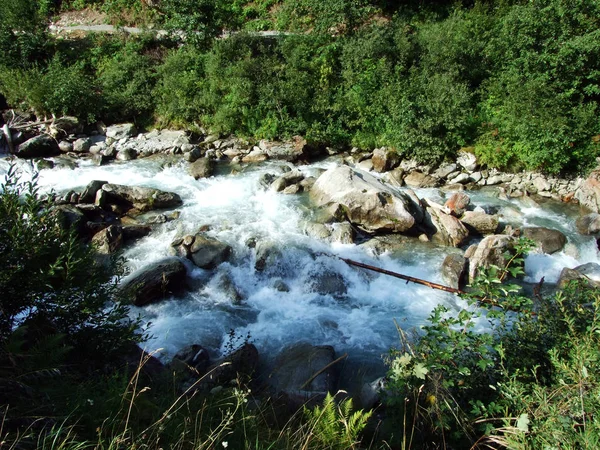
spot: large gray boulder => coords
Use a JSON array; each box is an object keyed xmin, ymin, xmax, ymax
[
  {"xmin": 79, "ymin": 180, "xmax": 108, "ymax": 204},
  {"xmin": 465, "ymin": 235, "xmax": 515, "ymax": 283},
  {"xmin": 310, "ymin": 166, "xmax": 421, "ymax": 234},
  {"xmin": 119, "ymin": 257, "xmax": 187, "ymax": 306},
  {"xmin": 404, "ymin": 171, "xmax": 438, "ymax": 188},
  {"xmin": 521, "ymin": 227, "xmax": 566, "ymax": 254},
  {"xmin": 101, "ymin": 184, "xmax": 182, "ymax": 212},
  {"xmin": 106, "ymin": 123, "xmax": 137, "ymax": 140},
  {"xmin": 575, "ymin": 169, "xmax": 600, "ymax": 212},
  {"xmin": 558, "ymin": 262, "xmax": 600, "ymax": 289},
  {"xmin": 426, "ymin": 206, "xmax": 469, "ymax": 247},
  {"xmin": 16, "ymin": 135, "xmax": 60, "ymax": 158},
  {"xmin": 202, "ymin": 343, "xmax": 259, "ymax": 388}
]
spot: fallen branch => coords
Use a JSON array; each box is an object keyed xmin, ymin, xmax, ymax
[
  {"xmin": 300, "ymin": 353, "xmax": 348, "ymax": 390},
  {"xmin": 334, "ymin": 256, "xmax": 535, "ymax": 315},
  {"xmin": 338, "ymin": 257, "xmax": 466, "ymax": 295},
  {"xmin": 11, "ymin": 119, "xmax": 54, "ymax": 130},
  {"xmin": 1, "ymin": 124, "xmax": 14, "ymax": 154}
]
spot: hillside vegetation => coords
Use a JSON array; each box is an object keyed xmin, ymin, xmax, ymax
[{"xmin": 1, "ymin": 0, "xmax": 599, "ymax": 174}]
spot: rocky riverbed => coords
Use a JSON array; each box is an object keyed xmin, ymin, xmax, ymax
[{"xmin": 3, "ymin": 116, "xmax": 600, "ymax": 404}]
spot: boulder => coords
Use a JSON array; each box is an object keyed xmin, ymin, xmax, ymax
[
  {"xmin": 310, "ymin": 166, "xmax": 421, "ymax": 234},
  {"xmin": 119, "ymin": 257, "xmax": 188, "ymax": 306},
  {"xmin": 79, "ymin": 180, "xmax": 108, "ymax": 204},
  {"xmin": 557, "ymin": 262, "xmax": 600, "ymax": 289},
  {"xmin": 254, "ymin": 241, "xmax": 282, "ymax": 272},
  {"xmin": 521, "ymin": 227, "xmax": 566, "ymax": 254},
  {"xmin": 457, "ymin": 148, "xmax": 478, "ymax": 172},
  {"xmin": 383, "ymin": 167, "xmax": 405, "ymax": 187},
  {"xmin": 59, "ymin": 141, "xmax": 73, "ymax": 153},
  {"xmin": 576, "ymin": 213, "xmax": 600, "ymax": 235},
  {"xmin": 461, "ymin": 211, "xmax": 499, "ymax": 235},
  {"xmin": 371, "ymin": 147, "xmax": 399, "ymax": 173},
  {"xmin": 122, "ymin": 225, "xmax": 152, "ymax": 242},
  {"xmin": 242, "ymin": 147, "xmax": 269, "ymax": 163},
  {"xmin": 330, "ymin": 222, "xmax": 355, "ymax": 244},
  {"xmin": 171, "ymin": 234, "xmax": 232, "ymax": 269},
  {"xmin": 271, "ymin": 171, "xmax": 305, "ymax": 192},
  {"xmin": 269, "ymin": 343, "xmax": 338, "ymax": 408},
  {"xmin": 92, "ymin": 225, "xmax": 123, "ymax": 254},
  {"xmin": 202, "ymin": 343, "xmax": 259, "ymax": 387},
  {"xmin": 404, "ymin": 171, "xmax": 438, "ymax": 188},
  {"xmin": 465, "ymin": 235, "xmax": 515, "ymax": 283},
  {"xmin": 189, "ymin": 157, "xmax": 215, "ymax": 179},
  {"xmin": 433, "ymin": 163, "xmax": 458, "ymax": 180},
  {"xmin": 444, "ymin": 192, "xmax": 470, "ymax": 217},
  {"xmin": 72, "ymin": 137, "xmax": 91, "ymax": 153},
  {"xmin": 441, "ymin": 253, "xmax": 467, "ymax": 289},
  {"xmin": 16, "ymin": 134, "xmax": 60, "ymax": 158},
  {"xmin": 51, "ymin": 205, "xmax": 87, "ymax": 235},
  {"xmin": 574, "ymin": 169, "xmax": 600, "ymax": 212},
  {"xmin": 106, "ymin": 123, "xmax": 137, "ymax": 140},
  {"xmin": 116, "ymin": 148, "xmax": 137, "ymax": 161},
  {"xmin": 171, "ymin": 344, "xmax": 210, "ymax": 376},
  {"xmin": 259, "ymin": 136, "xmax": 319, "ymax": 162},
  {"xmin": 425, "ymin": 207, "xmax": 469, "ymax": 247},
  {"xmin": 101, "ymin": 184, "xmax": 182, "ymax": 212}
]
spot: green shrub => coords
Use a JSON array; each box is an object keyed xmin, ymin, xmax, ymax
[{"xmin": 0, "ymin": 166, "xmax": 140, "ymax": 357}]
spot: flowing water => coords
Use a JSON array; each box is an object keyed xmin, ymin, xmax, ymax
[{"xmin": 2, "ymin": 155, "xmax": 598, "ymax": 381}]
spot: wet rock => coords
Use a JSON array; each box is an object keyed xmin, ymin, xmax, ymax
[
  {"xmin": 330, "ymin": 222, "xmax": 355, "ymax": 244},
  {"xmin": 189, "ymin": 157, "xmax": 215, "ymax": 179},
  {"xmin": 465, "ymin": 235, "xmax": 515, "ymax": 283},
  {"xmin": 119, "ymin": 257, "xmax": 187, "ymax": 306},
  {"xmin": 425, "ymin": 206, "xmax": 469, "ymax": 247},
  {"xmin": 310, "ymin": 166, "xmax": 421, "ymax": 234},
  {"xmin": 16, "ymin": 134, "xmax": 60, "ymax": 158},
  {"xmin": 35, "ymin": 159, "xmax": 55, "ymax": 171},
  {"xmin": 92, "ymin": 154, "xmax": 110, "ymax": 166},
  {"xmin": 282, "ymin": 184, "xmax": 300, "ymax": 194},
  {"xmin": 72, "ymin": 137, "xmax": 91, "ymax": 153},
  {"xmin": 171, "ymin": 344, "xmax": 210, "ymax": 376},
  {"xmin": 101, "ymin": 184, "xmax": 182, "ymax": 212},
  {"xmin": 255, "ymin": 241, "xmax": 282, "ymax": 272},
  {"xmin": 310, "ymin": 272, "xmax": 347, "ymax": 297},
  {"xmin": 269, "ymin": 343, "xmax": 338, "ymax": 409},
  {"xmin": 404, "ymin": 171, "xmax": 438, "ymax": 188},
  {"xmin": 448, "ymin": 173, "xmax": 471, "ymax": 185},
  {"xmin": 441, "ymin": 253, "xmax": 467, "ymax": 289},
  {"xmin": 444, "ymin": 192, "xmax": 470, "ymax": 217},
  {"xmin": 576, "ymin": 213, "xmax": 600, "ymax": 235},
  {"xmin": 259, "ymin": 173, "xmax": 278, "ymax": 190},
  {"xmin": 79, "ymin": 180, "xmax": 108, "ymax": 204},
  {"xmin": 371, "ymin": 147, "xmax": 399, "ymax": 173},
  {"xmin": 92, "ymin": 225, "xmax": 123, "ymax": 254},
  {"xmin": 184, "ymin": 146, "xmax": 203, "ymax": 163},
  {"xmin": 304, "ymin": 222, "xmax": 331, "ymax": 240},
  {"xmin": 202, "ymin": 343, "xmax": 259, "ymax": 387},
  {"xmin": 106, "ymin": 123, "xmax": 137, "ymax": 140},
  {"xmin": 214, "ymin": 272, "xmax": 243, "ymax": 304},
  {"xmin": 171, "ymin": 234, "xmax": 232, "ymax": 269},
  {"xmin": 122, "ymin": 225, "xmax": 152, "ymax": 242},
  {"xmin": 116, "ymin": 148, "xmax": 137, "ymax": 161},
  {"xmin": 461, "ymin": 211, "xmax": 499, "ymax": 235},
  {"xmin": 359, "ymin": 377, "xmax": 386, "ymax": 409},
  {"xmin": 272, "ymin": 279, "xmax": 290, "ymax": 292},
  {"xmin": 521, "ymin": 227, "xmax": 566, "ymax": 254},
  {"xmin": 259, "ymin": 136, "xmax": 319, "ymax": 162}
]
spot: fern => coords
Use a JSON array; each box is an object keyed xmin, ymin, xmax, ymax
[{"xmin": 304, "ymin": 392, "xmax": 372, "ymax": 450}]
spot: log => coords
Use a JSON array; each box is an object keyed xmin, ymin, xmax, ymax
[
  {"xmin": 335, "ymin": 256, "xmax": 534, "ymax": 314},
  {"xmin": 1, "ymin": 124, "xmax": 14, "ymax": 154}
]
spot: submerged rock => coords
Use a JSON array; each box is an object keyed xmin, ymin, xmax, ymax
[{"xmin": 171, "ymin": 234, "xmax": 232, "ymax": 270}]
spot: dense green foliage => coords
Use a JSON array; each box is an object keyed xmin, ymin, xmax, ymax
[{"xmin": 2, "ymin": 0, "xmax": 599, "ymax": 173}]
